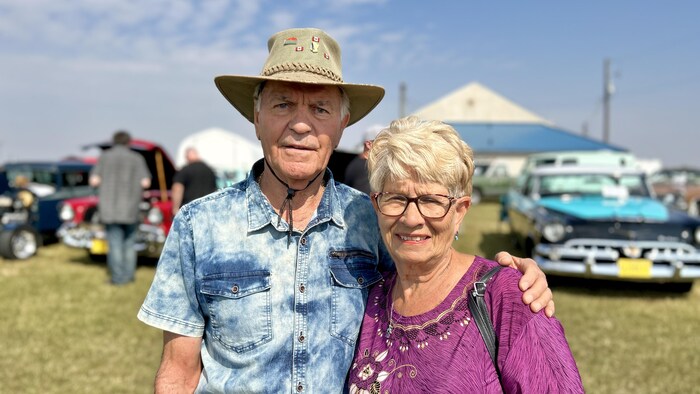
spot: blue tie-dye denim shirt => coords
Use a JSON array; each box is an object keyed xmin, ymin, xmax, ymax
[{"xmin": 138, "ymin": 161, "xmax": 393, "ymax": 393}]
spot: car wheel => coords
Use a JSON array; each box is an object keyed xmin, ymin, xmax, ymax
[
  {"xmin": 0, "ymin": 226, "xmax": 41, "ymax": 260},
  {"xmin": 471, "ymin": 188, "xmax": 482, "ymax": 205}
]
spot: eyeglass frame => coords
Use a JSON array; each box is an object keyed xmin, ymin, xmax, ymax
[{"xmin": 370, "ymin": 192, "xmax": 460, "ymax": 219}]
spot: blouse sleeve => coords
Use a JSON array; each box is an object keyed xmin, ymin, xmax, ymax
[{"xmin": 487, "ymin": 268, "xmax": 584, "ymax": 393}]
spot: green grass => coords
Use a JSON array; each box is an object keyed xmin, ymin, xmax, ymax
[{"xmin": 1, "ymin": 203, "xmax": 698, "ymax": 393}]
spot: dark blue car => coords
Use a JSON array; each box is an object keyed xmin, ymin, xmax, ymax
[{"xmin": 0, "ymin": 160, "xmax": 94, "ymax": 259}]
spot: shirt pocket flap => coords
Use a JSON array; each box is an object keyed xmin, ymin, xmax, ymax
[
  {"xmin": 200, "ymin": 270, "xmax": 271, "ymax": 299},
  {"xmin": 330, "ymin": 263, "xmax": 382, "ymax": 289}
]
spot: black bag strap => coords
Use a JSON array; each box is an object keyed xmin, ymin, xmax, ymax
[{"xmin": 468, "ymin": 265, "xmax": 503, "ymax": 378}]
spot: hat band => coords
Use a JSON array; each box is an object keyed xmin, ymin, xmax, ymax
[{"xmin": 261, "ymin": 62, "xmax": 343, "ymax": 83}]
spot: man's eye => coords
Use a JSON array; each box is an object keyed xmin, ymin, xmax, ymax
[
  {"xmin": 314, "ymin": 106, "xmax": 330, "ymax": 114},
  {"xmin": 274, "ymin": 102, "xmax": 290, "ymax": 109}
]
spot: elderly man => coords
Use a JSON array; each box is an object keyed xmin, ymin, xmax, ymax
[{"xmin": 138, "ymin": 28, "xmax": 553, "ymax": 393}]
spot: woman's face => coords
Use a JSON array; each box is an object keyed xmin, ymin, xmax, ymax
[{"xmin": 374, "ymin": 178, "xmax": 470, "ymax": 269}]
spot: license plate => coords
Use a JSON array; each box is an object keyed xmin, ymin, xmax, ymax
[
  {"xmin": 90, "ymin": 239, "xmax": 108, "ymax": 254},
  {"xmin": 617, "ymin": 258, "xmax": 652, "ymax": 279}
]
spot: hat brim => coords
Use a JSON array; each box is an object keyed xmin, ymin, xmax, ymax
[{"xmin": 214, "ymin": 75, "xmax": 385, "ymax": 127}]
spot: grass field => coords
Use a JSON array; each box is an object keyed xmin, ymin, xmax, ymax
[{"xmin": 1, "ymin": 203, "xmax": 699, "ymax": 393}]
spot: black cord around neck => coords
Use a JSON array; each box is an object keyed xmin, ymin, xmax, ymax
[{"xmin": 263, "ymin": 158, "xmax": 324, "ymax": 243}]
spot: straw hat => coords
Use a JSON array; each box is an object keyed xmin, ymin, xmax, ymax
[{"xmin": 215, "ymin": 27, "xmax": 385, "ymax": 126}]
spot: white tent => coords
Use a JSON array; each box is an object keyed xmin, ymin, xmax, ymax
[{"xmin": 176, "ymin": 127, "xmax": 263, "ymax": 185}]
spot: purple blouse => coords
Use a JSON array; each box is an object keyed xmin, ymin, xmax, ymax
[{"xmin": 347, "ymin": 256, "xmax": 584, "ymax": 393}]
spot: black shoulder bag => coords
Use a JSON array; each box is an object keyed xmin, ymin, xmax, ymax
[{"xmin": 468, "ymin": 265, "xmax": 503, "ymax": 379}]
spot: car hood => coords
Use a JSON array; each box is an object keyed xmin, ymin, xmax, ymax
[{"xmin": 538, "ymin": 196, "xmax": 669, "ymax": 221}]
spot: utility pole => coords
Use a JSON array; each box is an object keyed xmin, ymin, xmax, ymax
[
  {"xmin": 399, "ymin": 82, "xmax": 407, "ymax": 118},
  {"xmin": 602, "ymin": 58, "xmax": 613, "ymax": 143}
]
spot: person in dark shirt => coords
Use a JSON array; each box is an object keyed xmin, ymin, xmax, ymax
[
  {"xmin": 171, "ymin": 147, "xmax": 218, "ymax": 214},
  {"xmin": 344, "ymin": 125, "xmax": 383, "ymax": 194}
]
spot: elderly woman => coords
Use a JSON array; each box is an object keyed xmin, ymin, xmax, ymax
[{"xmin": 347, "ymin": 117, "xmax": 583, "ymax": 393}]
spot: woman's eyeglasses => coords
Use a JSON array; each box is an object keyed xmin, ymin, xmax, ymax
[{"xmin": 371, "ymin": 192, "xmax": 457, "ymax": 219}]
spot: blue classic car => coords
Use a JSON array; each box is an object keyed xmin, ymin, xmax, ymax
[
  {"xmin": 0, "ymin": 160, "xmax": 94, "ymax": 259},
  {"xmin": 505, "ymin": 165, "xmax": 700, "ymax": 292}
]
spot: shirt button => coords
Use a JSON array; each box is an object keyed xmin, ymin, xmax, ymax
[
  {"xmin": 231, "ymin": 285, "xmax": 239, "ymax": 293},
  {"xmin": 299, "ymin": 332, "xmax": 305, "ymax": 342},
  {"xmin": 297, "ymin": 383, "xmax": 304, "ymax": 392},
  {"xmin": 299, "ymin": 284, "xmax": 306, "ymax": 293},
  {"xmin": 357, "ymin": 277, "xmax": 364, "ymax": 285},
  {"xmin": 300, "ymin": 237, "xmax": 307, "ymax": 245}
]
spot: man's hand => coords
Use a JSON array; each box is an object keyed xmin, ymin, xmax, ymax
[{"xmin": 495, "ymin": 251, "xmax": 555, "ymax": 317}]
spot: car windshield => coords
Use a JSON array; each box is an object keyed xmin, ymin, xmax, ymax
[
  {"xmin": 473, "ymin": 163, "xmax": 489, "ymax": 176},
  {"xmin": 537, "ymin": 173, "xmax": 650, "ymax": 198},
  {"xmin": 7, "ymin": 167, "xmax": 57, "ymax": 188},
  {"xmin": 5, "ymin": 165, "xmax": 92, "ymax": 198}
]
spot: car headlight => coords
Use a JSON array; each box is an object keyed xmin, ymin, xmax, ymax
[
  {"xmin": 59, "ymin": 204, "xmax": 75, "ymax": 222},
  {"xmin": 695, "ymin": 227, "xmax": 700, "ymax": 243},
  {"xmin": 147, "ymin": 207, "xmax": 163, "ymax": 225},
  {"xmin": 542, "ymin": 222, "xmax": 566, "ymax": 243}
]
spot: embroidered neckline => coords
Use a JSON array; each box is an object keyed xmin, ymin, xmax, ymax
[{"xmin": 374, "ymin": 261, "xmax": 488, "ymax": 351}]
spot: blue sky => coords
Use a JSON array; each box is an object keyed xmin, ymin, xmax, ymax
[{"xmin": 1, "ymin": 0, "xmax": 698, "ymax": 167}]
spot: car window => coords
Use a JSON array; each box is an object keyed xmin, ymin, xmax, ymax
[
  {"xmin": 62, "ymin": 171, "xmax": 90, "ymax": 187},
  {"xmin": 473, "ymin": 164, "xmax": 488, "ymax": 176},
  {"xmin": 538, "ymin": 173, "xmax": 650, "ymax": 197}
]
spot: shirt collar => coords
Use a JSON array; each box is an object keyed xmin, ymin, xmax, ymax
[{"xmin": 245, "ymin": 159, "xmax": 346, "ymax": 233}]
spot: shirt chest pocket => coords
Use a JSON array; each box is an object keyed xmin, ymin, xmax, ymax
[
  {"xmin": 329, "ymin": 251, "xmax": 382, "ymax": 346},
  {"xmin": 200, "ymin": 270, "xmax": 272, "ymax": 353}
]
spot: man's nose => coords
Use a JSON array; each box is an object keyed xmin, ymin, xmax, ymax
[{"xmin": 289, "ymin": 108, "xmax": 313, "ymax": 134}]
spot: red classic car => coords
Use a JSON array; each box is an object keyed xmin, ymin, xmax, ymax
[{"xmin": 57, "ymin": 139, "xmax": 176, "ymax": 260}]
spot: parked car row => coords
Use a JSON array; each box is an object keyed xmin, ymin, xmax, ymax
[{"xmin": 502, "ymin": 151, "xmax": 700, "ymax": 292}]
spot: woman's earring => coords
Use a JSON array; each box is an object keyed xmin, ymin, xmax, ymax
[{"xmin": 454, "ymin": 232, "xmax": 459, "ymax": 241}]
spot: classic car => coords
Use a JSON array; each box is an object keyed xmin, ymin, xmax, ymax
[
  {"xmin": 0, "ymin": 160, "xmax": 94, "ymax": 260},
  {"xmin": 501, "ymin": 150, "xmax": 638, "ymax": 221},
  {"xmin": 57, "ymin": 139, "xmax": 176, "ymax": 260},
  {"xmin": 648, "ymin": 167, "xmax": 700, "ymax": 216},
  {"xmin": 505, "ymin": 165, "xmax": 700, "ymax": 292},
  {"xmin": 471, "ymin": 158, "xmax": 517, "ymax": 204}
]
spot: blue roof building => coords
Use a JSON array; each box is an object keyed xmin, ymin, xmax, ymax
[
  {"xmin": 412, "ymin": 82, "xmax": 627, "ymax": 155},
  {"xmin": 450, "ymin": 122, "xmax": 625, "ymax": 155}
]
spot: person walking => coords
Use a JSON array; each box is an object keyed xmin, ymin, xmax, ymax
[
  {"xmin": 90, "ymin": 130, "xmax": 151, "ymax": 285},
  {"xmin": 171, "ymin": 147, "xmax": 218, "ymax": 214}
]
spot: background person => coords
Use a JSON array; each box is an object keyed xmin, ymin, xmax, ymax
[
  {"xmin": 13, "ymin": 175, "xmax": 35, "ymax": 208},
  {"xmin": 348, "ymin": 116, "xmax": 583, "ymax": 392},
  {"xmin": 171, "ymin": 147, "xmax": 218, "ymax": 214},
  {"xmin": 344, "ymin": 125, "xmax": 383, "ymax": 194},
  {"xmin": 89, "ymin": 130, "xmax": 151, "ymax": 285},
  {"xmin": 138, "ymin": 28, "xmax": 554, "ymax": 393}
]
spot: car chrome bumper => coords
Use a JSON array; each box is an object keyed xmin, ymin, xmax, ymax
[
  {"xmin": 535, "ymin": 238, "xmax": 700, "ymax": 282},
  {"xmin": 57, "ymin": 222, "xmax": 166, "ymax": 258}
]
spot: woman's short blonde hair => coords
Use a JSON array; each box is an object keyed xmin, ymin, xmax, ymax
[{"xmin": 367, "ymin": 116, "xmax": 475, "ymax": 197}]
